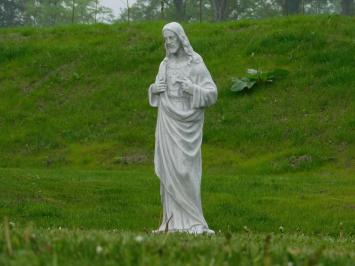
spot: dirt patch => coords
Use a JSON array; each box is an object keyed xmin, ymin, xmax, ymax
[
  {"xmin": 288, "ymin": 155, "xmax": 313, "ymax": 168},
  {"xmin": 0, "ymin": 33, "xmax": 30, "ymax": 43},
  {"xmin": 23, "ymin": 57, "xmax": 82, "ymax": 94},
  {"xmin": 113, "ymin": 154, "xmax": 149, "ymax": 165}
]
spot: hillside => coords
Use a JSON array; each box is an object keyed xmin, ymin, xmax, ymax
[{"xmin": 0, "ymin": 16, "xmax": 354, "ymax": 173}]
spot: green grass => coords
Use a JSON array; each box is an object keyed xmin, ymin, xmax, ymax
[
  {"xmin": 0, "ymin": 16, "xmax": 354, "ymax": 172},
  {"xmin": 1, "ymin": 167, "xmax": 354, "ymax": 235},
  {"xmin": 1, "ymin": 229, "xmax": 355, "ymax": 266},
  {"xmin": 1, "ymin": 16, "xmax": 355, "ymax": 265},
  {"xmin": 1, "ymin": 166, "xmax": 355, "ymax": 265}
]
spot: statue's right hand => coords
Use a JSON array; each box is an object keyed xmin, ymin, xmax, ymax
[{"xmin": 151, "ymin": 81, "xmax": 167, "ymax": 94}]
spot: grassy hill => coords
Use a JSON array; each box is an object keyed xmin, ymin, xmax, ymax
[
  {"xmin": 1, "ymin": 16, "xmax": 355, "ymax": 265},
  {"xmin": 0, "ymin": 15, "xmax": 354, "ymax": 173}
]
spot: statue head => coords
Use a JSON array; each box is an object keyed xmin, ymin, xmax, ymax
[
  {"xmin": 163, "ymin": 29, "xmax": 181, "ymax": 55},
  {"xmin": 162, "ymin": 22, "xmax": 194, "ymax": 58}
]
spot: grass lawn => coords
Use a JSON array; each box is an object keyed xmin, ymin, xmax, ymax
[
  {"xmin": 1, "ymin": 15, "xmax": 355, "ymax": 265},
  {"xmin": 1, "ymin": 166, "xmax": 354, "ymax": 234},
  {"xmin": 1, "ymin": 229, "xmax": 355, "ymax": 265},
  {"xmin": 0, "ymin": 166, "xmax": 354, "ymax": 265}
]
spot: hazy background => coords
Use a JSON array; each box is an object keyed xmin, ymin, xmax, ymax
[
  {"xmin": 0, "ymin": 0, "xmax": 353, "ymax": 27},
  {"xmin": 101, "ymin": 0, "xmax": 132, "ymax": 17}
]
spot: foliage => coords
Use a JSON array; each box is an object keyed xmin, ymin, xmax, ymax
[
  {"xmin": 0, "ymin": 0, "xmax": 114, "ymax": 27},
  {"xmin": 0, "ymin": 0, "xmax": 26, "ymax": 27},
  {"xmin": 0, "ymin": 0, "xmax": 353, "ymax": 26},
  {"xmin": 231, "ymin": 68, "xmax": 289, "ymax": 92},
  {"xmin": 117, "ymin": 0, "xmax": 351, "ymax": 22},
  {"xmin": 118, "ymin": 0, "xmax": 162, "ymax": 21}
]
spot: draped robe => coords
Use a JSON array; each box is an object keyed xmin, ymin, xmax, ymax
[{"xmin": 149, "ymin": 53, "xmax": 217, "ymax": 234}]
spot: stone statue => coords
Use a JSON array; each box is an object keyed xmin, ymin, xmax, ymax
[{"xmin": 149, "ymin": 22, "xmax": 217, "ymax": 234}]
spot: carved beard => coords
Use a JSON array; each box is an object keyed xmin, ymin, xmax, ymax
[
  {"xmin": 167, "ymin": 46, "xmax": 178, "ymax": 54},
  {"xmin": 166, "ymin": 41, "xmax": 181, "ymax": 55}
]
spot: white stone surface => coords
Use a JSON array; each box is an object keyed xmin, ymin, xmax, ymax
[{"xmin": 149, "ymin": 22, "xmax": 217, "ymax": 234}]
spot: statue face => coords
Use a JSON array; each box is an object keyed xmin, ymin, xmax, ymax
[{"xmin": 163, "ymin": 30, "xmax": 181, "ymax": 55}]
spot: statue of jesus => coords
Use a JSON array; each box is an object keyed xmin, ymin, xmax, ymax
[{"xmin": 149, "ymin": 22, "xmax": 217, "ymax": 234}]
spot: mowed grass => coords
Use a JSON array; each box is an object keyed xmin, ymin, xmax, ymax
[
  {"xmin": 1, "ymin": 229, "xmax": 355, "ymax": 266},
  {"xmin": 1, "ymin": 16, "xmax": 355, "ymax": 265},
  {"xmin": 1, "ymin": 167, "xmax": 354, "ymax": 235},
  {"xmin": 0, "ymin": 16, "xmax": 354, "ymax": 172},
  {"xmin": 1, "ymin": 166, "xmax": 355, "ymax": 265}
]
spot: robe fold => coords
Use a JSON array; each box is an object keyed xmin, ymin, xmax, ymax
[{"xmin": 149, "ymin": 53, "xmax": 217, "ymax": 234}]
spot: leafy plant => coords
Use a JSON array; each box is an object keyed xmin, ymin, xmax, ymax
[{"xmin": 231, "ymin": 68, "xmax": 289, "ymax": 92}]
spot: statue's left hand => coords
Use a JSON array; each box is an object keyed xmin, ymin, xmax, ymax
[{"xmin": 176, "ymin": 78, "xmax": 194, "ymax": 95}]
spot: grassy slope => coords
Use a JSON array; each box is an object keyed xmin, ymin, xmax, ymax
[
  {"xmin": 1, "ymin": 16, "xmax": 355, "ymax": 265},
  {"xmin": 0, "ymin": 16, "xmax": 354, "ymax": 173}
]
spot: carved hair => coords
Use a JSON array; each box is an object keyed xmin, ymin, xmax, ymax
[{"xmin": 162, "ymin": 22, "xmax": 201, "ymax": 64}]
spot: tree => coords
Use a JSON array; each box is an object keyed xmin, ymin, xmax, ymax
[
  {"xmin": 94, "ymin": 0, "xmax": 98, "ymax": 22},
  {"xmin": 230, "ymin": 0, "xmax": 282, "ymax": 19},
  {"xmin": 71, "ymin": 0, "xmax": 75, "ymax": 23},
  {"xmin": 303, "ymin": 0, "xmax": 339, "ymax": 15},
  {"xmin": 341, "ymin": 0, "xmax": 354, "ymax": 15},
  {"xmin": 211, "ymin": 0, "xmax": 228, "ymax": 20},
  {"xmin": 173, "ymin": 0, "xmax": 185, "ymax": 20},
  {"xmin": 21, "ymin": 0, "xmax": 114, "ymax": 26},
  {"xmin": 23, "ymin": 0, "xmax": 74, "ymax": 26},
  {"xmin": 118, "ymin": 0, "xmax": 162, "ymax": 21},
  {"xmin": 277, "ymin": 0, "xmax": 301, "ymax": 15},
  {"xmin": 183, "ymin": 0, "xmax": 212, "ymax": 21},
  {"xmin": 0, "ymin": 0, "xmax": 26, "ymax": 27}
]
